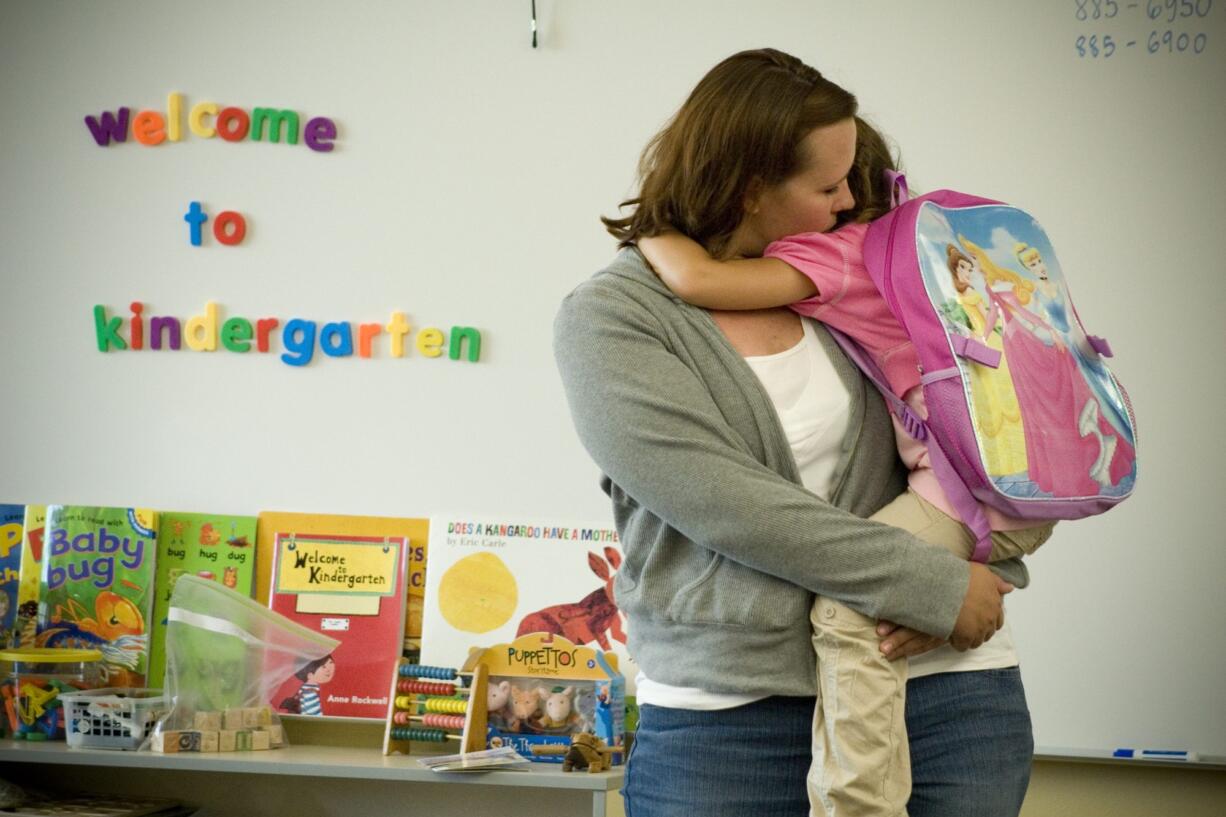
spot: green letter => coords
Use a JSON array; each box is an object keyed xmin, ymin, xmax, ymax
[
  {"xmin": 93, "ymin": 305, "xmax": 127, "ymax": 351},
  {"xmin": 221, "ymin": 317, "xmax": 253, "ymax": 352},
  {"xmin": 250, "ymin": 108, "xmax": 300, "ymax": 144},
  {"xmin": 448, "ymin": 326, "xmax": 482, "ymax": 362}
]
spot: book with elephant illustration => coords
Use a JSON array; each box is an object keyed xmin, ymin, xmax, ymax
[
  {"xmin": 146, "ymin": 511, "xmax": 258, "ymax": 688},
  {"xmin": 419, "ymin": 515, "xmax": 639, "ymax": 698}
]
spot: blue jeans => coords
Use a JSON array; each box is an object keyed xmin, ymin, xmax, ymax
[{"xmin": 622, "ymin": 667, "xmax": 1032, "ymax": 817}]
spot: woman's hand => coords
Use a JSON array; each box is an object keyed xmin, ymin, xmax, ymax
[
  {"xmin": 877, "ymin": 621, "xmax": 945, "ymax": 661},
  {"xmin": 950, "ymin": 562, "xmax": 1012, "ymax": 650}
]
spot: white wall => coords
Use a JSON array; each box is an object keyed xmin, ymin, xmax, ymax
[{"xmin": 2, "ymin": 0, "xmax": 1223, "ymax": 761}]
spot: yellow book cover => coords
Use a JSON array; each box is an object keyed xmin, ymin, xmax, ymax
[
  {"xmin": 255, "ymin": 512, "xmax": 428, "ymax": 639},
  {"xmin": 14, "ymin": 505, "xmax": 46, "ymax": 647}
]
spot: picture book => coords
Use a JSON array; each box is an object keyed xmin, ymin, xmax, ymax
[
  {"xmin": 14, "ymin": 504, "xmax": 45, "ymax": 648},
  {"xmin": 36, "ymin": 505, "xmax": 158, "ymax": 687},
  {"xmin": 264, "ymin": 520, "xmax": 409, "ymax": 719},
  {"xmin": 420, "ymin": 515, "xmax": 639, "ymax": 697},
  {"xmin": 0, "ymin": 504, "xmax": 23, "ymax": 646},
  {"xmin": 146, "ymin": 511, "xmax": 258, "ymax": 689},
  {"xmin": 257, "ymin": 510, "xmax": 427, "ymax": 649}
]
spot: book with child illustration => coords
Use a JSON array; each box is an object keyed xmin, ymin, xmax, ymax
[
  {"xmin": 265, "ymin": 522, "xmax": 408, "ymax": 719},
  {"xmin": 146, "ymin": 511, "xmax": 258, "ymax": 689},
  {"xmin": 35, "ymin": 505, "xmax": 159, "ymax": 687},
  {"xmin": 256, "ymin": 510, "xmax": 428, "ymax": 654}
]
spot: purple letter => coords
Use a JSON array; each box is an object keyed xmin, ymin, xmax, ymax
[{"xmin": 84, "ymin": 108, "xmax": 131, "ymax": 146}]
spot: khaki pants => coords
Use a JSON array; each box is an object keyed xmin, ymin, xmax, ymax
[{"xmin": 807, "ymin": 489, "xmax": 1052, "ymax": 817}]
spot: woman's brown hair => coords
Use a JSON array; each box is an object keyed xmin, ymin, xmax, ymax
[{"xmin": 603, "ymin": 48, "xmax": 900, "ymax": 256}]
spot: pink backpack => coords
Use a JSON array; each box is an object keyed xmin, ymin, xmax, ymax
[{"xmin": 830, "ymin": 174, "xmax": 1137, "ymax": 561}]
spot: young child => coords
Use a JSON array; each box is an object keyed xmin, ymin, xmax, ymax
[{"xmin": 637, "ymin": 131, "xmax": 1056, "ymax": 817}]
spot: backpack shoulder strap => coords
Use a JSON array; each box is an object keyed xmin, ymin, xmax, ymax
[{"xmin": 826, "ymin": 327, "xmax": 994, "ymax": 563}]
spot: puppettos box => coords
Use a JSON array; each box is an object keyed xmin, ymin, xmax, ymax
[{"xmin": 460, "ymin": 632, "xmax": 625, "ymax": 764}]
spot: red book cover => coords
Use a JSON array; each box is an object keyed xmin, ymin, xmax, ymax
[{"xmin": 268, "ymin": 532, "xmax": 407, "ymax": 720}]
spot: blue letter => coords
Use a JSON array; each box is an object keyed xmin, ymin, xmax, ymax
[
  {"xmin": 184, "ymin": 201, "xmax": 208, "ymax": 246},
  {"xmin": 281, "ymin": 319, "xmax": 316, "ymax": 366}
]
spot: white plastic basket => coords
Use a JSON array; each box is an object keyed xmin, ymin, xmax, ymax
[{"xmin": 61, "ymin": 687, "xmax": 169, "ymax": 750}]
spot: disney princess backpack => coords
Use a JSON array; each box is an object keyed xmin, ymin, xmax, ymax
[{"xmin": 829, "ymin": 173, "xmax": 1138, "ymax": 562}]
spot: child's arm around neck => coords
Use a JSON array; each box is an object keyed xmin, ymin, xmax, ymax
[{"xmin": 638, "ymin": 231, "xmax": 817, "ymax": 310}]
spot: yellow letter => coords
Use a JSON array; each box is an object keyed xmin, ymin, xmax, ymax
[
  {"xmin": 185, "ymin": 302, "xmax": 219, "ymax": 351},
  {"xmin": 168, "ymin": 92, "xmax": 183, "ymax": 141},
  {"xmin": 189, "ymin": 102, "xmax": 218, "ymax": 138},
  {"xmin": 386, "ymin": 311, "xmax": 411, "ymax": 357},
  {"xmin": 416, "ymin": 327, "xmax": 444, "ymax": 358}
]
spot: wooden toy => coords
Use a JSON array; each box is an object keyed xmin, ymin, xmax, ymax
[
  {"xmin": 382, "ymin": 660, "xmax": 489, "ymax": 756},
  {"xmin": 150, "ymin": 706, "xmax": 280, "ymax": 753},
  {"xmin": 530, "ymin": 733, "xmax": 625, "ymax": 773}
]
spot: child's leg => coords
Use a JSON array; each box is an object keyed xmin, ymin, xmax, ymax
[
  {"xmin": 874, "ymin": 489, "xmax": 1054, "ymax": 562},
  {"xmin": 809, "ymin": 595, "xmax": 909, "ymax": 817},
  {"xmin": 808, "ymin": 488, "xmax": 1010, "ymax": 817}
]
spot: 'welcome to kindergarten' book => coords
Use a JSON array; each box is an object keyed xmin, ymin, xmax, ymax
[
  {"xmin": 36, "ymin": 505, "xmax": 158, "ymax": 687},
  {"xmin": 267, "ymin": 527, "xmax": 408, "ymax": 719},
  {"xmin": 146, "ymin": 511, "xmax": 258, "ymax": 689}
]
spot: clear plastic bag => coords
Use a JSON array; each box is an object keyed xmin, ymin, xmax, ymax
[{"xmin": 146, "ymin": 575, "xmax": 338, "ymax": 752}]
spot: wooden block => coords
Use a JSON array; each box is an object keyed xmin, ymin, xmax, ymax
[
  {"xmin": 235, "ymin": 729, "xmax": 253, "ymax": 751},
  {"xmin": 256, "ymin": 706, "xmax": 273, "ymax": 726},
  {"xmin": 219, "ymin": 730, "xmax": 237, "ymax": 752},
  {"xmin": 242, "ymin": 708, "xmax": 260, "ymax": 728},
  {"xmin": 194, "ymin": 711, "xmax": 222, "ymax": 731},
  {"xmin": 200, "ymin": 730, "xmax": 219, "ymax": 753},
  {"xmin": 151, "ymin": 731, "xmax": 175, "ymax": 754},
  {"xmin": 223, "ymin": 709, "xmax": 245, "ymax": 730},
  {"xmin": 251, "ymin": 729, "xmax": 271, "ymax": 750},
  {"xmin": 265, "ymin": 723, "xmax": 284, "ymax": 746}
]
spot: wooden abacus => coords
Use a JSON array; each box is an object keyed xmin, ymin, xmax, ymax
[{"xmin": 381, "ymin": 659, "xmax": 488, "ymax": 756}]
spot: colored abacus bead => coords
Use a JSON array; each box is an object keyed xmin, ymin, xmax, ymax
[
  {"xmin": 421, "ymin": 713, "xmax": 466, "ymax": 730},
  {"xmin": 398, "ymin": 664, "xmax": 457, "ymax": 680},
  {"xmin": 396, "ymin": 680, "xmax": 457, "ymax": 696},
  {"xmin": 389, "ymin": 727, "xmax": 451, "ymax": 743},
  {"xmin": 424, "ymin": 697, "xmax": 467, "ymax": 714}
]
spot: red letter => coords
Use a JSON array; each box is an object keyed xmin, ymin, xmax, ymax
[
  {"xmin": 216, "ymin": 107, "xmax": 250, "ymax": 141},
  {"xmin": 213, "ymin": 211, "xmax": 247, "ymax": 245},
  {"xmin": 256, "ymin": 318, "xmax": 279, "ymax": 353}
]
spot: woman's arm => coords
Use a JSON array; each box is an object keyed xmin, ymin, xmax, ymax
[{"xmin": 638, "ymin": 232, "xmax": 817, "ymax": 309}]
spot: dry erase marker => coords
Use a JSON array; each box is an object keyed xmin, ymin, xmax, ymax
[{"xmin": 1113, "ymin": 749, "xmax": 1199, "ymax": 762}]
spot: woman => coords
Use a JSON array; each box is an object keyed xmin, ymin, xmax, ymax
[{"xmin": 553, "ymin": 49, "xmax": 1029, "ymax": 816}]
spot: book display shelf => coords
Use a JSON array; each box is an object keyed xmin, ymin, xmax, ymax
[{"xmin": 1, "ymin": 720, "xmax": 623, "ymax": 817}]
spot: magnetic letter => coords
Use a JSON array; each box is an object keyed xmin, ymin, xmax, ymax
[
  {"xmin": 320, "ymin": 323, "xmax": 354, "ymax": 357},
  {"xmin": 84, "ymin": 108, "xmax": 130, "ymax": 146},
  {"xmin": 133, "ymin": 110, "xmax": 166, "ymax": 145},
  {"xmin": 303, "ymin": 117, "xmax": 337, "ymax": 152},
  {"xmin": 184, "ymin": 201, "xmax": 208, "ymax": 246},
  {"xmin": 221, "ymin": 318, "xmax": 253, "ymax": 352},
  {"xmin": 216, "ymin": 107, "xmax": 250, "ymax": 141},
  {"xmin": 93, "ymin": 305, "xmax": 127, "ymax": 351},
  {"xmin": 213, "ymin": 211, "xmax": 246, "ymax": 245},
  {"xmin": 184, "ymin": 302, "xmax": 219, "ymax": 352},
  {"xmin": 416, "ymin": 327, "xmax": 444, "ymax": 358},
  {"xmin": 189, "ymin": 102, "xmax": 218, "ymax": 138}
]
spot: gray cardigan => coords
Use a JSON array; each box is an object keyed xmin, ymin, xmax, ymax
[{"xmin": 553, "ymin": 248, "xmax": 1026, "ymax": 696}]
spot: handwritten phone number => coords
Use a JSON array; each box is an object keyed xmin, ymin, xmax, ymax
[
  {"xmin": 1076, "ymin": 30, "xmax": 1208, "ymax": 55},
  {"xmin": 1074, "ymin": 0, "xmax": 1213, "ymax": 21}
]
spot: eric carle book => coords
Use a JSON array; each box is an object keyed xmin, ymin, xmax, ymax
[
  {"xmin": 420, "ymin": 515, "xmax": 639, "ymax": 697},
  {"xmin": 0, "ymin": 504, "xmax": 23, "ymax": 645},
  {"xmin": 36, "ymin": 505, "xmax": 158, "ymax": 686},
  {"xmin": 265, "ymin": 517, "xmax": 409, "ymax": 719},
  {"xmin": 147, "ymin": 511, "xmax": 258, "ymax": 689}
]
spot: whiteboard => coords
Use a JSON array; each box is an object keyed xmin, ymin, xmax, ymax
[{"xmin": 2, "ymin": 0, "xmax": 1223, "ymax": 762}]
